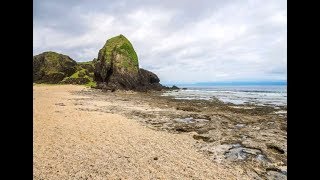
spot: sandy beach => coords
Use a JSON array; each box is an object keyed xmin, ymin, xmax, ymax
[{"xmin": 33, "ymin": 85, "xmax": 247, "ymax": 179}]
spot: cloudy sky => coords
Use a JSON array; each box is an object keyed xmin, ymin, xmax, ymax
[{"xmin": 33, "ymin": 0, "xmax": 287, "ymax": 84}]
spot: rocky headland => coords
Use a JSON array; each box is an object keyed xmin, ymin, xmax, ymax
[{"xmin": 33, "ymin": 34, "xmax": 168, "ymax": 91}]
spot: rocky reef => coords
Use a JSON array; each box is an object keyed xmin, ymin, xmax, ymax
[
  {"xmin": 94, "ymin": 34, "xmax": 165, "ymax": 91},
  {"xmin": 33, "ymin": 34, "xmax": 167, "ymax": 91},
  {"xmin": 72, "ymin": 87, "xmax": 287, "ymax": 179}
]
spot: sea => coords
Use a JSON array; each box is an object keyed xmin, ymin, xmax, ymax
[{"xmin": 161, "ymin": 85, "xmax": 287, "ymax": 107}]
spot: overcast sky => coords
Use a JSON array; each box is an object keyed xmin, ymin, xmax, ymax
[{"xmin": 33, "ymin": 0, "xmax": 287, "ymax": 84}]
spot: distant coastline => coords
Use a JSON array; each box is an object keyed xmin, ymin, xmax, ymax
[{"xmin": 163, "ymin": 81, "xmax": 287, "ymax": 87}]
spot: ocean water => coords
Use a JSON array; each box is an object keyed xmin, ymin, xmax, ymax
[{"xmin": 161, "ymin": 85, "xmax": 287, "ymax": 106}]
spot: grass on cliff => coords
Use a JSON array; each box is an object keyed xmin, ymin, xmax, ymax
[
  {"xmin": 64, "ymin": 68, "xmax": 97, "ymax": 87},
  {"xmin": 70, "ymin": 69, "xmax": 86, "ymax": 78},
  {"xmin": 66, "ymin": 61, "xmax": 96, "ymax": 87},
  {"xmin": 100, "ymin": 34, "xmax": 139, "ymax": 71}
]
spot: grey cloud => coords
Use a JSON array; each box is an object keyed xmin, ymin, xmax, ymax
[{"xmin": 33, "ymin": 0, "xmax": 286, "ymax": 83}]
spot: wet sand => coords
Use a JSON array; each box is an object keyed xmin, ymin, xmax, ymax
[{"xmin": 33, "ymin": 85, "xmax": 246, "ymax": 179}]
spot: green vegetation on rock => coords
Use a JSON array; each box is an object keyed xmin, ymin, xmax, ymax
[
  {"xmin": 33, "ymin": 51, "xmax": 97, "ymax": 87},
  {"xmin": 77, "ymin": 61, "xmax": 95, "ymax": 72},
  {"xmin": 33, "ymin": 34, "xmax": 162, "ymax": 90},
  {"xmin": 61, "ymin": 64, "xmax": 96, "ymax": 87},
  {"xmin": 33, "ymin": 51, "xmax": 77, "ymax": 83},
  {"xmin": 70, "ymin": 69, "xmax": 86, "ymax": 78},
  {"xmin": 97, "ymin": 34, "xmax": 139, "ymax": 73}
]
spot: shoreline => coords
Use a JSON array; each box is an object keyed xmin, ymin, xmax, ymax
[{"xmin": 33, "ymin": 84, "xmax": 287, "ymax": 179}]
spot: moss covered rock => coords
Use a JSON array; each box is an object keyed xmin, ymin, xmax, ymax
[
  {"xmin": 33, "ymin": 35, "xmax": 165, "ymax": 91},
  {"xmin": 33, "ymin": 51, "xmax": 77, "ymax": 83},
  {"xmin": 61, "ymin": 68, "xmax": 96, "ymax": 87},
  {"xmin": 78, "ymin": 60, "xmax": 95, "ymax": 73},
  {"xmin": 93, "ymin": 34, "xmax": 165, "ymax": 91},
  {"xmin": 99, "ymin": 34, "xmax": 138, "ymax": 71},
  {"xmin": 94, "ymin": 34, "xmax": 139, "ymax": 82}
]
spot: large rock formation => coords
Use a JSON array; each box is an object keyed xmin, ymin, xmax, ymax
[
  {"xmin": 94, "ymin": 34, "xmax": 165, "ymax": 91},
  {"xmin": 33, "ymin": 35, "xmax": 167, "ymax": 91},
  {"xmin": 33, "ymin": 51, "xmax": 77, "ymax": 83}
]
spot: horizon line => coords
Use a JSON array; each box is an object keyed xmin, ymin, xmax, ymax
[{"xmin": 162, "ymin": 80, "xmax": 287, "ymax": 86}]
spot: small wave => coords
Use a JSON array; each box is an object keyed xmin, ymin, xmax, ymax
[{"xmin": 161, "ymin": 86, "xmax": 287, "ymax": 106}]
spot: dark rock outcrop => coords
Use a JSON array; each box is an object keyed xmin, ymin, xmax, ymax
[
  {"xmin": 139, "ymin": 68, "xmax": 160, "ymax": 84},
  {"xmin": 94, "ymin": 34, "xmax": 165, "ymax": 91},
  {"xmin": 137, "ymin": 69, "xmax": 164, "ymax": 91},
  {"xmin": 33, "ymin": 51, "xmax": 77, "ymax": 83}
]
